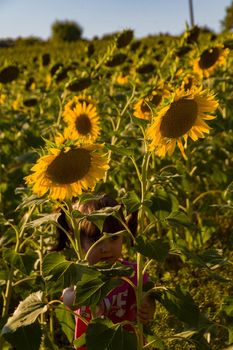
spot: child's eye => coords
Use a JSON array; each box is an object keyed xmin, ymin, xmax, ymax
[{"xmin": 110, "ymin": 235, "xmax": 119, "ymax": 241}]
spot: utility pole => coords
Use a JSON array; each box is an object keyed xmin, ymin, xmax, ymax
[{"xmin": 189, "ymin": 0, "xmax": 195, "ymax": 27}]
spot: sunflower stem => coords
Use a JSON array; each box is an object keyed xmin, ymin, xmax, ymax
[
  {"xmin": 66, "ymin": 200, "xmax": 83, "ymax": 260},
  {"xmin": 136, "ymin": 151, "xmax": 150, "ymax": 350}
]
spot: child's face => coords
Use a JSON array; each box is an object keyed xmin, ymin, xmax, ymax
[{"xmin": 82, "ymin": 233, "xmax": 123, "ymax": 265}]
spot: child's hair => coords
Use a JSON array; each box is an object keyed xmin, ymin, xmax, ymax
[{"xmin": 54, "ymin": 193, "xmax": 137, "ymax": 251}]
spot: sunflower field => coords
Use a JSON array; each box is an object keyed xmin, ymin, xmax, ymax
[{"xmin": 0, "ymin": 27, "xmax": 233, "ymax": 350}]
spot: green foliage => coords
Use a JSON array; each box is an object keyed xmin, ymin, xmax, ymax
[{"xmin": 50, "ymin": 20, "xmax": 83, "ymax": 42}]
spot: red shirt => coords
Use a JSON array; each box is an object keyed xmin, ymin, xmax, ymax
[{"xmin": 74, "ymin": 259, "xmax": 148, "ymax": 349}]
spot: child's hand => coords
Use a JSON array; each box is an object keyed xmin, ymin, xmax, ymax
[
  {"xmin": 138, "ymin": 295, "xmax": 155, "ymax": 324},
  {"xmin": 61, "ymin": 286, "xmax": 76, "ymax": 308}
]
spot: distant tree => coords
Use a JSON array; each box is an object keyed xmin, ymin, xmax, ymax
[
  {"xmin": 51, "ymin": 20, "xmax": 83, "ymax": 42},
  {"xmin": 221, "ymin": 1, "xmax": 233, "ymax": 32}
]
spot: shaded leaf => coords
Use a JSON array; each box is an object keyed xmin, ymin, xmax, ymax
[
  {"xmin": 1, "ymin": 291, "xmax": 48, "ymax": 334},
  {"xmin": 85, "ymin": 318, "xmax": 137, "ymax": 350},
  {"xmin": 55, "ymin": 304, "xmax": 75, "ymax": 343},
  {"xmin": 2, "ymin": 322, "xmax": 41, "ymax": 350},
  {"xmin": 42, "ymin": 252, "xmax": 90, "ymax": 286},
  {"xmin": 135, "ymin": 236, "xmax": 170, "ymax": 262}
]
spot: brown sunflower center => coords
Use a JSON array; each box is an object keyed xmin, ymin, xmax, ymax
[
  {"xmin": 75, "ymin": 114, "xmax": 92, "ymax": 135},
  {"xmin": 150, "ymin": 94, "xmax": 162, "ymax": 106},
  {"xmin": 46, "ymin": 148, "xmax": 91, "ymax": 184},
  {"xmin": 160, "ymin": 98, "xmax": 198, "ymax": 138},
  {"xmin": 199, "ymin": 47, "xmax": 220, "ymax": 70},
  {"xmin": 141, "ymin": 101, "xmax": 150, "ymax": 113}
]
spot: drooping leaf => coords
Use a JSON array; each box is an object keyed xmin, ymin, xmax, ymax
[
  {"xmin": 26, "ymin": 213, "xmax": 61, "ymax": 228},
  {"xmin": 1, "ymin": 291, "xmax": 48, "ymax": 334}
]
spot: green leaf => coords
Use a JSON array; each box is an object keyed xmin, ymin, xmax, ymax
[
  {"xmin": 85, "ymin": 318, "xmax": 137, "ymax": 350},
  {"xmin": 106, "ymin": 144, "xmax": 134, "ymax": 157},
  {"xmin": 222, "ymin": 297, "xmax": 233, "ymax": 317},
  {"xmin": 16, "ymin": 194, "xmax": 48, "ymax": 210},
  {"xmin": 55, "ymin": 304, "xmax": 75, "ymax": 343},
  {"xmin": 26, "ymin": 213, "xmax": 61, "ymax": 228},
  {"xmin": 75, "ymin": 273, "xmax": 121, "ymax": 307},
  {"xmin": 95, "ymin": 261, "xmax": 134, "ymax": 279},
  {"xmin": 167, "ymin": 211, "xmax": 193, "ymax": 228},
  {"xmin": 73, "ymin": 205, "xmax": 122, "ymax": 231},
  {"xmin": 156, "ymin": 286, "xmax": 211, "ymax": 330},
  {"xmin": 3, "ymin": 249, "xmax": 37, "ymax": 275},
  {"xmin": 135, "ymin": 236, "xmax": 170, "ymax": 262},
  {"xmin": 2, "ymin": 322, "xmax": 42, "ymax": 350},
  {"xmin": 1, "ymin": 291, "xmax": 48, "ymax": 334},
  {"xmin": 131, "ymin": 115, "xmax": 150, "ymax": 128},
  {"xmin": 121, "ymin": 191, "xmax": 141, "ymax": 213},
  {"xmin": 179, "ymin": 246, "xmax": 228, "ymax": 269},
  {"xmin": 42, "ymin": 252, "xmax": 90, "ymax": 286}
]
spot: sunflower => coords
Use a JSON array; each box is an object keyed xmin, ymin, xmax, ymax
[
  {"xmin": 62, "ymin": 101, "xmax": 100, "ymax": 142},
  {"xmin": 63, "ymin": 95, "xmax": 95, "ymax": 113},
  {"xmin": 133, "ymin": 92, "xmax": 163, "ymax": 121},
  {"xmin": 193, "ymin": 45, "xmax": 229, "ymax": 77},
  {"xmin": 25, "ymin": 142, "xmax": 109, "ymax": 200},
  {"xmin": 146, "ymin": 87, "xmax": 218, "ymax": 159}
]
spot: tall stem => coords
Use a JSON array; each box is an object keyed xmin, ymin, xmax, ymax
[
  {"xmin": 136, "ymin": 152, "xmax": 150, "ymax": 349},
  {"xmin": 66, "ymin": 200, "xmax": 83, "ymax": 260}
]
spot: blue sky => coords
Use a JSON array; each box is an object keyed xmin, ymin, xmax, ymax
[{"xmin": 0, "ymin": 0, "xmax": 231, "ymax": 40}]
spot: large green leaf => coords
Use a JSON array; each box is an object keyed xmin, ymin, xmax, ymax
[
  {"xmin": 75, "ymin": 273, "xmax": 121, "ymax": 307},
  {"xmin": 83, "ymin": 318, "xmax": 137, "ymax": 350},
  {"xmin": 135, "ymin": 236, "xmax": 170, "ymax": 262},
  {"xmin": 156, "ymin": 286, "xmax": 211, "ymax": 330},
  {"xmin": 42, "ymin": 252, "xmax": 90, "ymax": 286},
  {"xmin": 75, "ymin": 262, "xmax": 133, "ymax": 307},
  {"xmin": 1, "ymin": 291, "xmax": 48, "ymax": 335}
]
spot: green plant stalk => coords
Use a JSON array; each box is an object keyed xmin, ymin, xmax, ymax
[
  {"xmin": 136, "ymin": 151, "xmax": 150, "ymax": 350},
  {"xmin": 66, "ymin": 199, "xmax": 84, "ymax": 260},
  {"xmin": 0, "ymin": 206, "xmax": 35, "ymax": 350}
]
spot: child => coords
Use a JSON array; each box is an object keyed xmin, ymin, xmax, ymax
[{"xmin": 60, "ymin": 193, "xmax": 155, "ymax": 349}]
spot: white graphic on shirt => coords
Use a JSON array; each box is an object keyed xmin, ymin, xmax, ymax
[{"xmin": 104, "ymin": 290, "xmax": 128, "ymax": 318}]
